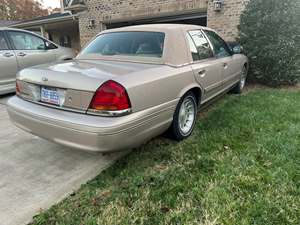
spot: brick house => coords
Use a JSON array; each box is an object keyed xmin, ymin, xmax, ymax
[{"xmin": 11, "ymin": 0, "xmax": 249, "ymax": 50}]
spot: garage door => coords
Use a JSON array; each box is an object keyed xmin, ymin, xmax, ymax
[{"xmin": 106, "ymin": 12, "xmax": 207, "ymax": 29}]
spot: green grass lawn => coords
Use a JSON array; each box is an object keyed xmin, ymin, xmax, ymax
[{"xmin": 31, "ymin": 88, "xmax": 300, "ymax": 225}]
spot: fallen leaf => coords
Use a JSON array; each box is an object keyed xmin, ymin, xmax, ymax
[{"xmin": 160, "ymin": 207, "xmax": 170, "ymax": 213}]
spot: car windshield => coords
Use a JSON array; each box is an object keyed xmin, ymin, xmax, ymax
[{"xmin": 81, "ymin": 31, "xmax": 165, "ymax": 58}]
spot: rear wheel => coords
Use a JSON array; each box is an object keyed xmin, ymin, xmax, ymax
[
  {"xmin": 169, "ymin": 92, "xmax": 197, "ymax": 141},
  {"xmin": 232, "ymin": 65, "xmax": 248, "ymax": 94}
]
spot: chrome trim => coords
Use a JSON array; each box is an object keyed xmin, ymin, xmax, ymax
[
  {"xmin": 17, "ymin": 82, "xmax": 132, "ymax": 117},
  {"xmin": 87, "ymin": 108, "xmax": 132, "ymax": 117},
  {"xmin": 0, "ymin": 79, "xmax": 15, "ymax": 85},
  {"xmin": 165, "ymin": 62, "xmax": 191, "ymax": 68},
  {"xmin": 17, "ymin": 80, "xmax": 91, "ymax": 115},
  {"xmin": 200, "ymin": 29, "xmax": 216, "ymax": 56},
  {"xmin": 17, "ymin": 95, "xmax": 87, "ymax": 114}
]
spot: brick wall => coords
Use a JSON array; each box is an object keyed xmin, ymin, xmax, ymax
[
  {"xmin": 78, "ymin": 0, "xmax": 249, "ymax": 47},
  {"xmin": 78, "ymin": 16, "xmax": 102, "ymax": 48},
  {"xmin": 207, "ymin": 0, "xmax": 249, "ymax": 41},
  {"xmin": 79, "ymin": 0, "xmax": 208, "ymax": 47}
]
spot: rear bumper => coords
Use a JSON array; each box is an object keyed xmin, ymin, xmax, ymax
[{"xmin": 7, "ymin": 96, "xmax": 177, "ymax": 152}]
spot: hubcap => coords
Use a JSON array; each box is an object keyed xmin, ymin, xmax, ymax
[
  {"xmin": 178, "ymin": 97, "xmax": 196, "ymax": 135},
  {"xmin": 240, "ymin": 67, "xmax": 247, "ymax": 89}
]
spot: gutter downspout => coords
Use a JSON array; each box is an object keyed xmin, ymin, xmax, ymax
[
  {"xmin": 60, "ymin": 0, "xmax": 65, "ymax": 13},
  {"xmin": 40, "ymin": 26, "xmax": 46, "ymax": 38}
]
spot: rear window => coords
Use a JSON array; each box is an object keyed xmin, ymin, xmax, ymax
[{"xmin": 81, "ymin": 31, "xmax": 165, "ymax": 58}]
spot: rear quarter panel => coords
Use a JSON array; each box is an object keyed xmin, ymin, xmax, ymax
[
  {"xmin": 233, "ymin": 54, "xmax": 249, "ymax": 80},
  {"xmin": 235, "ymin": 54, "xmax": 249, "ymax": 69},
  {"xmin": 114, "ymin": 65, "xmax": 202, "ymax": 113}
]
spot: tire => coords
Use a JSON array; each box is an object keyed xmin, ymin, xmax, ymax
[
  {"xmin": 232, "ymin": 65, "xmax": 248, "ymax": 94},
  {"xmin": 168, "ymin": 92, "xmax": 198, "ymax": 141}
]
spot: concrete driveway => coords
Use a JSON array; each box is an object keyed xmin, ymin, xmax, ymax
[{"xmin": 0, "ymin": 95, "xmax": 125, "ymax": 225}]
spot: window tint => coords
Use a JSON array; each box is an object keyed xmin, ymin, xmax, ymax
[
  {"xmin": 187, "ymin": 30, "xmax": 214, "ymax": 61},
  {"xmin": 9, "ymin": 31, "xmax": 46, "ymax": 50},
  {"xmin": 82, "ymin": 32, "xmax": 165, "ymax": 58},
  {"xmin": 186, "ymin": 33, "xmax": 199, "ymax": 61},
  {"xmin": 204, "ymin": 30, "xmax": 231, "ymax": 58},
  {"xmin": 0, "ymin": 32, "xmax": 9, "ymax": 50}
]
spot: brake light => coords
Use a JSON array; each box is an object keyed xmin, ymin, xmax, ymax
[
  {"xmin": 16, "ymin": 80, "xmax": 21, "ymax": 95},
  {"xmin": 89, "ymin": 80, "xmax": 131, "ymax": 112}
]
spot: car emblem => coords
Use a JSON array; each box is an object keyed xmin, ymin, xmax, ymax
[{"xmin": 42, "ymin": 77, "xmax": 48, "ymax": 82}]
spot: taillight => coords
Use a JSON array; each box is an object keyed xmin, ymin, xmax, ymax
[
  {"xmin": 16, "ymin": 80, "xmax": 21, "ymax": 95},
  {"xmin": 89, "ymin": 80, "xmax": 131, "ymax": 114}
]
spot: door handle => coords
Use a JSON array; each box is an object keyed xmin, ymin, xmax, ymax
[
  {"xmin": 223, "ymin": 63, "xmax": 228, "ymax": 69},
  {"xmin": 3, "ymin": 52, "xmax": 14, "ymax": 57},
  {"xmin": 17, "ymin": 52, "xmax": 27, "ymax": 57},
  {"xmin": 198, "ymin": 69, "xmax": 206, "ymax": 78}
]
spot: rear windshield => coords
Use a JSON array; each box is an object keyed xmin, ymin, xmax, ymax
[{"xmin": 81, "ymin": 31, "xmax": 165, "ymax": 58}]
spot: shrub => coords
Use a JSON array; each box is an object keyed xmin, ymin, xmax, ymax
[{"xmin": 239, "ymin": 0, "xmax": 300, "ymax": 86}]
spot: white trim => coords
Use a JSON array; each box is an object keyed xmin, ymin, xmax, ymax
[
  {"xmin": 87, "ymin": 108, "xmax": 132, "ymax": 117},
  {"xmin": 10, "ymin": 13, "xmax": 78, "ymax": 28},
  {"xmin": 68, "ymin": 0, "xmax": 75, "ymax": 7}
]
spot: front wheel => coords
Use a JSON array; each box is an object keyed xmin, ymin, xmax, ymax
[
  {"xmin": 232, "ymin": 65, "xmax": 248, "ymax": 94},
  {"xmin": 168, "ymin": 92, "xmax": 198, "ymax": 141}
]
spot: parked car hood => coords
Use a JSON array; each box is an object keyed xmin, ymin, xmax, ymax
[{"xmin": 17, "ymin": 59, "xmax": 162, "ymax": 92}]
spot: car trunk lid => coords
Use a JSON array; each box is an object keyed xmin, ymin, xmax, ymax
[
  {"xmin": 16, "ymin": 59, "xmax": 160, "ymax": 112},
  {"xmin": 18, "ymin": 59, "xmax": 158, "ymax": 91}
]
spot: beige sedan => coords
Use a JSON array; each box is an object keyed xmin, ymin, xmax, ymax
[{"xmin": 7, "ymin": 24, "xmax": 248, "ymax": 152}]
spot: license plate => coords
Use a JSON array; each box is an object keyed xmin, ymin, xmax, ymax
[{"xmin": 41, "ymin": 87, "xmax": 60, "ymax": 105}]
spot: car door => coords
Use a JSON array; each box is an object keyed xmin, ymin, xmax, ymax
[
  {"xmin": 0, "ymin": 31, "xmax": 18, "ymax": 86},
  {"xmin": 187, "ymin": 30, "xmax": 224, "ymax": 102},
  {"xmin": 7, "ymin": 31, "xmax": 56, "ymax": 70},
  {"xmin": 204, "ymin": 30, "xmax": 241, "ymax": 90}
]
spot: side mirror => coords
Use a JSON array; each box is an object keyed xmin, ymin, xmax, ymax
[
  {"xmin": 227, "ymin": 42, "xmax": 244, "ymax": 54},
  {"xmin": 232, "ymin": 45, "xmax": 243, "ymax": 54}
]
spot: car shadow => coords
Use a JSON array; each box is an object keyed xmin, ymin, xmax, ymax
[{"xmin": 0, "ymin": 93, "xmax": 15, "ymax": 105}]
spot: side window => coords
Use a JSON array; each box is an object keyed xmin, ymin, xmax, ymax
[
  {"xmin": 187, "ymin": 30, "xmax": 214, "ymax": 61},
  {"xmin": 204, "ymin": 30, "xmax": 231, "ymax": 58},
  {"xmin": 0, "ymin": 32, "xmax": 9, "ymax": 50},
  {"xmin": 8, "ymin": 31, "xmax": 46, "ymax": 50},
  {"xmin": 186, "ymin": 33, "xmax": 200, "ymax": 61}
]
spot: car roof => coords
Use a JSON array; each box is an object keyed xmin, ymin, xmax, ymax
[
  {"xmin": 100, "ymin": 24, "xmax": 214, "ymax": 34},
  {"xmin": 0, "ymin": 27, "xmax": 16, "ymax": 31},
  {"xmin": 0, "ymin": 27, "xmax": 51, "ymax": 39},
  {"xmin": 0, "ymin": 27, "xmax": 36, "ymax": 33},
  {"xmin": 80, "ymin": 24, "xmax": 218, "ymax": 67}
]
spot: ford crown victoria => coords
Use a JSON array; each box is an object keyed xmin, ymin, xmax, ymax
[{"xmin": 7, "ymin": 24, "xmax": 248, "ymax": 152}]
